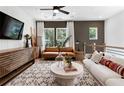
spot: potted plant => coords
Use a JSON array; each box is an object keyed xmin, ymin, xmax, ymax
[
  {"xmin": 64, "ymin": 54, "xmax": 72, "ymax": 68},
  {"xmin": 55, "ymin": 35, "xmax": 72, "ymax": 67},
  {"xmin": 24, "ymin": 34, "xmax": 31, "ymax": 48}
]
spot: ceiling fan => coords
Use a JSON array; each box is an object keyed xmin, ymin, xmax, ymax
[{"xmin": 40, "ymin": 6, "xmax": 70, "ymax": 16}]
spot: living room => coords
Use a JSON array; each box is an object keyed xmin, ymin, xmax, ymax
[{"xmin": 0, "ymin": 0, "xmax": 124, "ymax": 92}]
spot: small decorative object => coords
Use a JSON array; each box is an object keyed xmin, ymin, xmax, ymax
[
  {"xmin": 64, "ymin": 66, "xmax": 77, "ymax": 72},
  {"xmin": 64, "ymin": 54, "xmax": 77, "ymax": 72},
  {"xmin": 24, "ymin": 34, "xmax": 31, "ymax": 48},
  {"xmin": 55, "ymin": 52, "xmax": 64, "ymax": 67},
  {"xmin": 76, "ymin": 40, "xmax": 80, "ymax": 51},
  {"xmin": 64, "ymin": 54, "xmax": 72, "ymax": 68}
]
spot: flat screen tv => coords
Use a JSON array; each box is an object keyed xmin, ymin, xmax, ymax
[{"xmin": 0, "ymin": 11, "xmax": 24, "ymax": 40}]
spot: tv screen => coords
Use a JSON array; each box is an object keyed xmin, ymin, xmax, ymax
[{"xmin": 0, "ymin": 11, "xmax": 24, "ymax": 40}]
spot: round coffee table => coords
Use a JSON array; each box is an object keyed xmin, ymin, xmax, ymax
[{"xmin": 51, "ymin": 62, "xmax": 83, "ymax": 86}]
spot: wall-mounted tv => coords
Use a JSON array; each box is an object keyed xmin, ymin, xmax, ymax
[{"xmin": 0, "ymin": 11, "xmax": 24, "ymax": 40}]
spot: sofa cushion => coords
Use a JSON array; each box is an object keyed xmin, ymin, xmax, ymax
[
  {"xmin": 42, "ymin": 52, "xmax": 59, "ymax": 58},
  {"xmin": 100, "ymin": 58, "xmax": 113, "ymax": 67},
  {"xmin": 100, "ymin": 58, "xmax": 124, "ymax": 76},
  {"xmin": 45, "ymin": 48, "xmax": 59, "ymax": 52},
  {"xmin": 43, "ymin": 52, "xmax": 59, "ymax": 54},
  {"xmin": 83, "ymin": 59, "xmax": 97, "ymax": 71},
  {"xmin": 105, "ymin": 78, "xmax": 124, "ymax": 86},
  {"xmin": 91, "ymin": 52, "xmax": 103, "ymax": 64},
  {"xmin": 90, "ymin": 64, "xmax": 121, "ymax": 84},
  {"xmin": 116, "ymin": 65, "xmax": 124, "ymax": 76},
  {"xmin": 91, "ymin": 51, "xmax": 98, "ymax": 58},
  {"xmin": 108, "ymin": 62, "xmax": 120, "ymax": 72},
  {"xmin": 60, "ymin": 52, "xmax": 75, "ymax": 57},
  {"xmin": 43, "ymin": 47, "xmax": 75, "ymax": 60},
  {"xmin": 83, "ymin": 58, "xmax": 121, "ymax": 84},
  {"xmin": 60, "ymin": 47, "xmax": 73, "ymax": 52}
]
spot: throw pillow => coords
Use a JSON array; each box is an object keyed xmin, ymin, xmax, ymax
[
  {"xmin": 100, "ymin": 58, "xmax": 124, "ymax": 76},
  {"xmin": 116, "ymin": 65, "xmax": 124, "ymax": 76},
  {"xmin": 91, "ymin": 51, "xmax": 99, "ymax": 58},
  {"xmin": 91, "ymin": 52, "xmax": 103, "ymax": 64},
  {"xmin": 99, "ymin": 58, "xmax": 111, "ymax": 66}
]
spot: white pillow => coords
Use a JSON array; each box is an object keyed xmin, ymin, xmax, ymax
[
  {"xmin": 91, "ymin": 52, "xmax": 103, "ymax": 64},
  {"xmin": 91, "ymin": 50, "xmax": 99, "ymax": 59}
]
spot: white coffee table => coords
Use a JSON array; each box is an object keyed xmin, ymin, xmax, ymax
[{"xmin": 51, "ymin": 62, "xmax": 83, "ymax": 86}]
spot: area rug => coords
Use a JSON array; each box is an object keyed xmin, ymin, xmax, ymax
[{"xmin": 5, "ymin": 61, "xmax": 101, "ymax": 86}]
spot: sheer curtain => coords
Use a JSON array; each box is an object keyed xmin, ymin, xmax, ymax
[
  {"xmin": 66, "ymin": 21, "xmax": 75, "ymax": 49},
  {"xmin": 36, "ymin": 21, "xmax": 45, "ymax": 51}
]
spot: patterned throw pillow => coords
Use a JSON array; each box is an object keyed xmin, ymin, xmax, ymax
[
  {"xmin": 99, "ymin": 58, "xmax": 124, "ymax": 76},
  {"xmin": 108, "ymin": 62, "xmax": 120, "ymax": 72},
  {"xmin": 99, "ymin": 58, "xmax": 111, "ymax": 66},
  {"xmin": 116, "ymin": 65, "xmax": 124, "ymax": 76},
  {"xmin": 91, "ymin": 51, "xmax": 103, "ymax": 64},
  {"xmin": 91, "ymin": 51, "xmax": 99, "ymax": 59}
]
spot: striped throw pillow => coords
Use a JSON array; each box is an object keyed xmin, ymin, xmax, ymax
[
  {"xmin": 116, "ymin": 65, "xmax": 124, "ymax": 76},
  {"xmin": 100, "ymin": 58, "xmax": 124, "ymax": 76}
]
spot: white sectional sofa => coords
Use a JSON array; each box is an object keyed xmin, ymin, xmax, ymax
[{"xmin": 83, "ymin": 53, "xmax": 124, "ymax": 86}]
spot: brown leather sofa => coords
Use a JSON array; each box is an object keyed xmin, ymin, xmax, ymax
[{"xmin": 42, "ymin": 47, "xmax": 76, "ymax": 60}]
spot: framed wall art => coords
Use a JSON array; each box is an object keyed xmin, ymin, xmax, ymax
[{"xmin": 89, "ymin": 27, "xmax": 98, "ymax": 40}]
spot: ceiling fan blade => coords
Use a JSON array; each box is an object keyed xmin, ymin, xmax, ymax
[
  {"xmin": 58, "ymin": 6, "xmax": 65, "ymax": 8},
  {"xmin": 40, "ymin": 9, "xmax": 53, "ymax": 10},
  {"xmin": 59, "ymin": 9, "xmax": 69, "ymax": 15}
]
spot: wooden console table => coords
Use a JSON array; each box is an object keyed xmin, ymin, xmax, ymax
[{"xmin": 0, "ymin": 47, "xmax": 37, "ymax": 85}]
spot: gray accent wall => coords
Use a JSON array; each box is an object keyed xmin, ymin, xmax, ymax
[{"xmin": 74, "ymin": 21, "xmax": 104, "ymax": 53}]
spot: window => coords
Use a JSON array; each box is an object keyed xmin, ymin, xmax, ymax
[
  {"xmin": 44, "ymin": 28, "xmax": 68, "ymax": 48},
  {"xmin": 56, "ymin": 28, "xmax": 67, "ymax": 46},
  {"xmin": 89, "ymin": 27, "xmax": 98, "ymax": 40},
  {"xmin": 44, "ymin": 28, "xmax": 55, "ymax": 47}
]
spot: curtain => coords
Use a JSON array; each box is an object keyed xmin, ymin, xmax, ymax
[
  {"xmin": 67, "ymin": 21, "xmax": 75, "ymax": 49},
  {"xmin": 36, "ymin": 21, "xmax": 45, "ymax": 51}
]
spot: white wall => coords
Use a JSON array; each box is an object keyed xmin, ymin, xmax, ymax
[
  {"xmin": 0, "ymin": 6, "xmax": 35, "ymax": 50},
  {"xmin": 105, "ymin": 11, "xmax": 124, "ymax": 47}
]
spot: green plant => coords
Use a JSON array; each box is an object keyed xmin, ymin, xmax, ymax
[
  {"xmin": 64, "ymin": 54, "xmax": 72, "ymax": 68},
  {"xmin": 24, "ymin": 34, "xmax": 31, "ymax": 40},
  {"xmin": 62, "ymin": 35, "xmax": 72, "ymax": 47},
  {"xmin": 57, "ymin": 35, "xmax": 72, "ymax": 52}
]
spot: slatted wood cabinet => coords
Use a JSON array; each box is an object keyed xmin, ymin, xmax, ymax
[{"xmin": 0, "ymin": 47, "xmax": 37, "ymax": 85}]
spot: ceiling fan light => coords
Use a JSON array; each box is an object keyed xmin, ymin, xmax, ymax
[{"xmin": 54, "ymin": 9, "xmax": 59, "ymax": 13}]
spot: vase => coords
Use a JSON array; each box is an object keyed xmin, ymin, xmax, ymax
[
  {"xmin": 55, "ymin": 52, "xmax": 64, "ymax": 67},
  {"xmin": 68, "ymin": 62, "xmax": 72, "ymax": 68},
  {"xmin": 25, "ymin": 39, "xmax": 29, "ymax": 48}
]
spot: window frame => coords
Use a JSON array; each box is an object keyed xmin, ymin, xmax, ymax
[{"xmin": 44, "ymin": 27, "xmax": 68, "ymax": 47}]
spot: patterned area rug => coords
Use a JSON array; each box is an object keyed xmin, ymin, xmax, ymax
[{"xmin": 5, "ymin": 61, "xmax": 101, "ymax": 86}]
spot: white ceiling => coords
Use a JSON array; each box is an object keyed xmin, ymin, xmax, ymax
[{"xmin": 20, "ymin": 6, "xmax": 124, "ymax": 21}]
